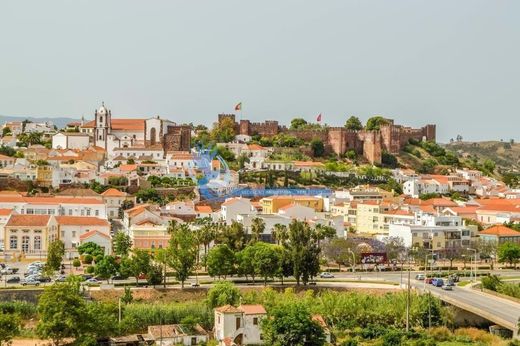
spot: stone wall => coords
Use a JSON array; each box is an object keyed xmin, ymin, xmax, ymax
[{"xmin": 163, "ymin": 125, "xmax": 191, "ymax": 152}]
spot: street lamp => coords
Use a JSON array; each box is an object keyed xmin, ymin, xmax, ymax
[
  {"xmin": 347, "ymin": 249, "xmax": 356, "ymax": 273},
  {"xmin": 467, "ymin": 248, "xmax": 477, "ymax": 282},
  {"xmin": 424, "ymin": 253, "xmax": 435, "ymax": 290}
]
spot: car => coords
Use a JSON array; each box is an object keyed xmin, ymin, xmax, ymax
[
  {"xmin": 441, "ymin": 285, "xmax": 453, "ymax": 291},
  {"xmin": 6, "ymin": 276, "xmax": 21, "ymax": 284},
  {"xmin": 38, "ymin": 276, "xmax": 52, "ymax": 283},
  {"xmin": 85, "ymin": 278, "xmax": 101, "ymax": 284},
  {"xmin": 415, "ymin": 274, "xmax": 425, "ymax": 280},
  {"xmin": 432, "ymin": 278, "xmax": 444, "ymax": 287},
  {"xmin": 111, "ymin": 275, "xmax": 126, "ymax": 281},
  {"xmin": 55, "ymin": 275, "xmax": 67, "ymax": 282},
  {"xmin": 446, "ymin": 280, "xmax": 455, "ymax": 287},
  {"xmin": 319, "ymin": 272, "xmax": 335, "ymax": 279},
  {"xmin": 424, "ymin": 277, "xmax": 434, "ymax": 284},
  {"xmin": 81, "ymin": 274, "xmax": 93, "ymax": 280},
  {"xmin": 448, "ymin": 274, "xmax": 460, "ymax": 283},
  {"xmin": 21, "ymin": 279, "xmax": 40, "ymax": 286},
  {"xmin": 1, "ymin": 267, "xmax": 15, "ymax": 275}
]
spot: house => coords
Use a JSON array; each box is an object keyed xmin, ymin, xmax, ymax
[
  {"xmin": 3, "ymin": 214, "xmax": 58, "ymax": 259},
  {"xmin": 0, "ymin": 208, "xmax": 15, "ymax": 250},
  {"xmin": 3, "ymin": 121, "xmax": 23, "ymax": 135},
  {"xmin": 24, "ymin": 121, "xmax": 54, "ymax": 133},
  {"xmin": 220, "ymin": 197, "xmax": 256, "ymax": 225},
  {"xmin": 129, "ymin": 221, "xmax": 171, "ymax": 251},
  {"xmin": 0, "ymin": 154, "xmax": 15, "ymax": 168},
  {"xmin": 123, "ymin": 204, "xmax": 164, "ymax": 230},
  {"xmin": 479, "ymin": 225, "xmax": 520, "ymax": 244},
  {"xmin": 101, "ymin": 188, "xmax": 135, "ymax": 220},
  {"xmin": 214, "ymin": 305, "xmax": 267, "ymax": 346},
  {"xmin": 260, "ymin": 195, "xmax": 324, "ymax": 214},
  {"xmin": 147, "ymin": 324, "xmax": 209, "ymax": 346},
  {"xmin": 52, "ymin": 132, "xmax": 91, "ymax": 150},
  {"xmin": 79, "ymin": 230, "xmax": 112, "ymax": 255},
  {"xmin": 55, "ymin": 216, "xmax": 111, "ymax": 256},
  {"xmin": 277, "ymin": 203, "xmax": 316, "ymax": 220}
]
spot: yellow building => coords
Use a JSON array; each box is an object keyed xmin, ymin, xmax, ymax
[
  {"xmin": 355, "ymin": 201, "xmax": 391, "ymax": 235},
  {"xmin": 260, "ymin": 195, "xmax": 324, "ymax": 214},
  {"xmin": 36, "ymin": 164, "xmax": 53, "ymax": 187},
  {"xmin": 3, "ymin": 214, "xmax": 57, "ymax": 259}
]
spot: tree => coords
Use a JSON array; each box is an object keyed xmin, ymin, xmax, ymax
[
  {"xmin": 365, "ymin": 116, "xmax": 389, "ymax": 131},
  {"xmin": 253, "ymin": 243, "xmax": 282, "ymax": 285},
  {"xmin": 94, "ymin": 256, "xmax": 119, "ymax": 283},
  {"xmin": 0, "ymin": 313, "xmax": 20, "ymax": 346},
  {"xmin": 250, "ymin": 217, "xmax": 266, "ymax": 243},
  {"xmin": 77, "ymin": 241, "xmax": 104, "ymax": 257},
  {"xmin": 290, "ymin": 118, "xmax": 308, "ymax": 130},
  {"xmin": 236, "ymin": 245, "xmax": 259, "ymax": 282},
  {"xmin": 207, "ymin": 281, "xmax": 241, "ymax": 309},
  {"xmin": 272, "ymin": 224, "xmax": 288, "ymax": 246},
  {"xmin": 127, "ymin": 249, "xmax": 151, "ymax": 284},
  {"xmin": 207, "ymin": 244, "xmax": 235, "ymax": 279},
  {"xmin": 218, "ymin": 221, "xmax": 246, "ymax": 251},
  {"xmin": 262, "ymin": 301, "xmax": 325, "ymax": 346},
  {"xmin": 147, "ymin": 264, "xmax": 164, "ymax": 287},
  {"xmin": 45, "ymin": 240, "xmax": 65, "ymax": 275},
  {"xmin": 285, "ymin": 220, "xmax": 321, "ymax": 285},
  {"xmin": 36, "ymin": 283, "xmax": 88, "ymax": 345},
  {"xmin": 167, "ymin": 222, "xmax": 197, "ymax": 288},
  {"xmin": 497, "ymin": 242, "xmax": 520, "ymax": 268},
  {"xmin": 2, "ymin": 127, "xmax": 11, "ymax": 137},
  {"xmin": 312, "ymin": 224, "xmax": 336, "ymax": 248},
  {"xmin": 211, "ymin": 117, "xmax": 236, "ymax": 143},
  {"xmin": 310, "ymin": 138, "xmax": 325, "ymax": 157},
  {"xmin": 344, "ymin": 116, "xmax": 363, "ymax": 131},
  {"xmin": 113, "ymin": 232, "xmax": 133, "ymax": 257},
  {"xmin": 382, "ymin": 236, "xmax": 405, "ymax": 263},
  {"xmin": 322, "ymin": 238, "xmax": 354, "ymax": 271}
]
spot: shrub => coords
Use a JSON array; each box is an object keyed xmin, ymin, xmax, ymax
[
  {"xmin": 83, "ymin": 254, "xmax": 93, "ymax": 264},
  {"xmin": 72, "ymin": 259, "xmax": 81, "ymax": 268},
  {"xmin": 481, "ymin": 275, "xmax": 502, "ymax": 291},
  {"xmin": 85, "ymin": 266, "xmax": 95, "ymax": 274}
]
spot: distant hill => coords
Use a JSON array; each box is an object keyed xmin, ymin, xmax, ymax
[
  {"xmin": 0, "ymin": 115, "xmax": 82, "ymax": 129},
  {"xmin": 445, "ymin": 141, "xmax": 520, "ymax": 171}
]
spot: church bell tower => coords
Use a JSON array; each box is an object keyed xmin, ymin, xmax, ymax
[{"xmin": 94, "ymin": 102, "xmax": 111, "ymax": 150}]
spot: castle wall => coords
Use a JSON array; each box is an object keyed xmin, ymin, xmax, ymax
[{"xmin": 164, "ymin": 125, "xmax": 191, "ymax": 152}]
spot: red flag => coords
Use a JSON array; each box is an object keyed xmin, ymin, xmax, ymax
[
  {"xmin": 235, "ymin": 102, "xmax": 242, "ymax": 111},
  {"xmin": 316, "ymin": 113, "xmax": 322, "ymax": 122}
]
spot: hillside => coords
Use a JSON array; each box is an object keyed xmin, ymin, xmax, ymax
[{"xmin": 445, "ymin": 141, "xmax": 520, "ymax": 171}]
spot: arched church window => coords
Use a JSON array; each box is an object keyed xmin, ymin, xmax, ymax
[{"xmin": 100, "ymin": 116, "xmax": 103, "ymax": 123}]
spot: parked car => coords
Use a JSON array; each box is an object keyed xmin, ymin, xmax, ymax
[
  {"xmin": 55, "ymin": 275, "xmax": 67, "ymax": 282},
  {"xmin": 415, "ymin": 274, "xmax": 425, "ymax": 280},
  {"xmin": 432, "ymin": 278, "xmax": 444, "ymax": 287},
  {"xmin": 21, "ymin": 278, "xmax": 40, "ymax": 286},
  {"xmin": 38, "ymin": 276, "xmax": 52, "ymax": 283},
  {"xmin": 448, "ymin": 274, "xmax": 459, "ymax": 283},
  {"xmin": 441, "ymin": 285, "xmax": 453, "ymax": 291},
  {"xmin": 446, "ymin": 279, "xmax": 455, "ymax": 287},
  {"xmin": 111, "ymin": 275, "xmax": 126, "ymax": 281},
  {"xmin": 6, "ymin": 276, "xmax": 21, "ymax": 284},
  {"xmin": 80, "ymin": 274, "xmax": 93, "ymax": 280},
  {"xmin": 320, "ymin": 272, "xmax": 335, "ymax": 279},
  {"xmin": 425, "ymin": 277, "xmax": 434, "ymax": 284},
  {"xmin": 1, "ymin": 267, "xmax": 16, "ymax": 275},
  {"xmin": 85, "ymin": 278, "xmax": 101, "ymax": 284}
]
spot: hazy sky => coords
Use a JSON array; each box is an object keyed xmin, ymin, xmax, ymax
[{"xmin": 1, "ymin": 1, "xmax": 518, "ymax": 142}]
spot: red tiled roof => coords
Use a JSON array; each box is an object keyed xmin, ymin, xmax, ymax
[
  {"xmin": 101, "ymin": 188, "xmax": 128, "ymax": 197},
  {"xmin": 238, "ymin": 304, "xmax": 267, "ymax": 315},
  {"xmin": 119, "ymin": 164, "xmax": 137, "ymax": 172},
  {"xmin": 55, "ymin": 216, "xmax": 110, "ymax": 226},
  {"xmin": 6, "ymin": 215, "xmax": 50, "ymax": 227},
  {"xmin": 195, "ymin": 205, "xmax": 212, "ymax": 213},
  {"xmin": 80, "ymin": 119, "xmax": 145, "ymax": 131},
  {"xmin": 480, "ymin": 225, "xmax": 520, "ymax": 237},
  {"xmin": 247, "ymin": 144, "xmax": 265, "ymax": 151},
  {"xmin": 79, "ymin": 230, "xmax": 111, "ymax": 240},
  {"xmin": 215, "ymin": 305, "xmax": 242, "ymax": 313},
  {"xmin": 0, "ymin": 208, "xmax": 14, "ymax": 216}
]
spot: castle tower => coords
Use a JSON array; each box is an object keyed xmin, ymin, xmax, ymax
[{"xmin": 94, "ymin": 102, "xmax": 111, "ymax": 150}]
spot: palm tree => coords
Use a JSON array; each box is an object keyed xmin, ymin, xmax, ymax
[
  {"xmin": 313, "ymin": 224, "xmax": 337, "ymax": 247},
  {"xmin": 272, "ymin": 224, "xmax": 288, "ymax": 246},
  {"xmin": 250, "ymin": 217, "xmax": 265, "ymax": 243}
]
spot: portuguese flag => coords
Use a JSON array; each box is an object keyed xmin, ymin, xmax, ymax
[{"xmin": 235, "ymin": 102, "xmax": 242, "ymax": 111}]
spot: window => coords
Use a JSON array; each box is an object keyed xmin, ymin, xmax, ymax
[
  {"xmin": 34, "ymin": 236, "xmax": 41, "ymax": 250},
  {"xmin": 100, "ymin": 116, "xmax": 103, "ymax": 123},
  {"xmin": 9, "ymin": 235, "xmax": 17, "ymax": 249},
  {"xmin": 253, "ymin": 317, "xmax": 258, "ymax": 325},
  {"xmin": 22, "ymin": 236, "xmax": 30, "ymax": 252},
  {"xmin": 81, "ymin": 210, "xmax": 84, "ymax": 216},
  {"xmin": 235, "ymin": 317, "xmax": 241, "ymax": 330},
  {"xmin": 68, "ymin": 209, "xmax": 72, "ymax": 215},
  {"xmin": 86, "ymin": 209, "xmax": 91, "ymax": 216},
  {"xmin": 191, "ymin": 337, "xmax": 197, "ymax": 345},
  {"xmin": 95, "ymin": 210, "xmax": 99, "ymax": 216},
  {"xmin": 72, "ymin": 231, "xmax": 76, "ymax": 238}
]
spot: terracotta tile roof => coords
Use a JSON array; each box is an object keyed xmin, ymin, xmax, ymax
[
  {"xmin": 423, "ymin": 198, "xmax": 458, "ymax": 208},
  {"xmin": 293, "ymin": 161, "xmax": 325, "ymax": 167},
  {"xmin": 384, "ymin": 209, "xmax": 413, "ymax": 216},
  {"xmin": 0, "ymin": 208, "xmax": 14, "ymax": 216},
  {"xmin": 0, "ymin": 191, "xmax": 23, "ymax": 196},
  {"xmin": 101, "ymin": 188, "xmax": 128, "ymax": 197},
  {"xmin": 221, "ymin": 197, "xmax": 250, "ymax": 206},
  {"xmin": 480, "ymin": 225, "xmax": 520, "ymax": 237},
  {"xmin": 148, "ymin": 324, "xmax": 208, "ymax": 339},
  {"xmin": 56, "ymin": 188, "xmax": 100, "ymax": 197},
  {"xmin": 126, "ymin": 204, "xmax": 150, "ymax": 218},
  {"xmin": 80, "ymin": 119, "xmax": 145, "ymax": 131},
  {"xmin": 6, "ymin": 214, "xmax": 50, "ymax": 227},
  {"xmin": 81, "ymin": 120, "xmax": 95, "ymax": 128},
  {"xmin": 247, "ymin": 144, "xmax": 265, "ymax": 151},
  {"xmin": 79, "ymin": 230, "xmax": 111, "ymax": 240},
  {"xmin": 0, "ymin": 196, "xmax": 104, "ymax": 205},
  {"xmin": 238, "ymin": 304, "xmax": 267, "ymax": 315},
  {"xmin": 55, "ymin": 216, "xmax": 110, "ymax": 226},
  {"xmin": 0, "ymin": 154, "xmax": 14, "ymax": 160},
  {"xmin": 195, "ymin": 205, "xmax": 212, "ymax": 213},
  {"xmin": 215, "ymin": 305, "xmax": 242, "ymax": 313},
  {"xmin": 119, "ymin": 164, "xmax": 137, "ymax": 172}
]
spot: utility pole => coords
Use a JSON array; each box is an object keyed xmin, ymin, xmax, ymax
[
  {"xmin": 118, "ymin": 298, "xmax": 122, "ymax": 324},
  {"xmin": 406, "ymin": 252, "xmax": 411, "ymax": 333}
]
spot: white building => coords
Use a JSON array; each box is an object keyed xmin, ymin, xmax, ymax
[
  {"xmin": 55, "ymin": 216, "xmax": 111, "ymax": 255},
  {"xmin": 24, "ymin": 121, "xmax": 54, "ymax": 133},
  {"xmin": 148, "ymin": 324, "xmax": 209, "ymax": 346},
  {"xmin": 79, "ymin": 230, "xmax": 112, "ymax": 255},
  {"xmin": 220, "ymin": 197, "xmax": 257, "ymax": 225},
  {"xmin": 52, "ymin": 133, "xmax": 90, "ymax": 150},
  {"xmin": 214, "ymin": 305, "xmax": 266, "ymax": 346}
]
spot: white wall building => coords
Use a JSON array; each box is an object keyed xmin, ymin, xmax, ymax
[{"xmin": 52, "ymin": 133, "xmax": 90, "ymax": 150}]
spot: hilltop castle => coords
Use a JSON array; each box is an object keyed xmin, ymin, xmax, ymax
[{"xmin": 218, "ymin": 114, "xmax": 436, "ymax": 164}]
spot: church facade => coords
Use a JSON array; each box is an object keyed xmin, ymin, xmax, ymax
[{"xmin": 80, "ymin": 103, "xmax": 191, "ymax": 157}]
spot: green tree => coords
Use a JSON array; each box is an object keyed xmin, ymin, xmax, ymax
[
  {"xmin": 272, "ymin": 224, "xmax": 289, "ymax": 246},
  {"xmin": 207, "ymin": 244, "xmax": 235, "ymax": 279},
  {"xmin": 236, "ymin": 245, "xmax": 260, "ymax": 282},
  {"xmin": 127, "ymin": 249, "xmax": 151, "ymax": 284},
  {"xmin": 262, "ymin": 301, "xmax": 325, "ymax": 346},
  {"xmin": 211, "ymin": 117, "xmax": 236, "ymax": 143},
  {"xmin": 218, "ymin": 221, "xmax": 246, "ymax": 251},
  {"xmin": 254, "ymin": 243, "xmax": 282, "ymax": 285},
  {"xmin": 77, "ymin": 242, "xmax": 104, "ymax": 257},
  {"xmin": 365, "ymin": 116, "xmax": 389, "ymax": 131},
  {"xmin": 310, "ymin": 138, "xmax": 325, "ymax": 157},
  {"xmin": 285, "ymin": 220, "xmax": 321, "ymax": 285},
  {"xmin": 2, "ymin": 127, "xmax": 11, "ymax": 137},
  {"xmin": 207, "ymin": 281, "xmax": 241, "ymax": 309},
  {"xmin": 498, "ymin": 242, "xmax": 520, "ymax": 268},
  {"xmin": 250, "ymin": 217, "xmax": 266, "ymax": 243},
  {"xmin": 45, "ymin": 240, "xmax": 65, "ymax": 275},
  {"xmin": 0, "ymin": 313, "xmax": 20, "ymax": 346},
  {"xmin": 167, "ymin": 222, "xmax": 197, "ymax": 288},
  {"xmin": 322, "ymin": 238, "xmax": 355, "ymax": 271},
  {"xmin": 344, "ymin": 116, "xmax": 363, "ymax": 131},
  {"xmin": 290, "ymin": 118, "xmax": 308, "ymax": 130},
  {"xmin": 36, "ymin": 283, "xmax": 88, "ymax": 345},
  {"xmin": 113, "ymin": 232, "xmax": 133, "ymax": 257},
  {"xmin": 94, "ymin": 256, "xmax": 119, "ymax": 283}
]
